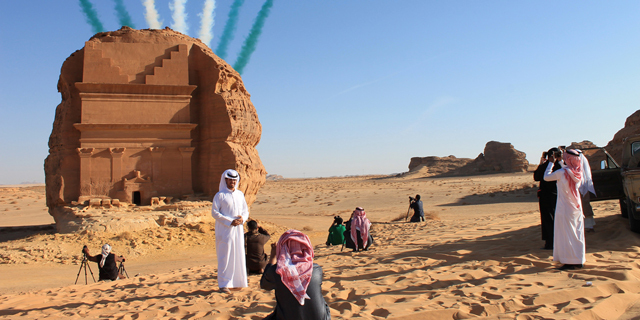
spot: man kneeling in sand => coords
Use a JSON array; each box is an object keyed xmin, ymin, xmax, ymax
[
  {"xmin": 260, "ymin": 230, "xmax": 331, "ymax": 320},
  {"xmin": 83, "ymin": 244, "xmax": 126, "ymax": 281},
  {"xmin": 245, "ymin": 220, "xmax": 270, "ymax": 274}
]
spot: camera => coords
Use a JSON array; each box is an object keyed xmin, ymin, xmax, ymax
[
  {"xmin": 542, "ymin": 152, "xmax": 548, "ymax": 158},
  {"xmin": 409, "ymin": 196, "xmax": 415, "ymax": 202}
]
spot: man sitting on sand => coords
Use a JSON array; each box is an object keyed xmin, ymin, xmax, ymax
[
  {"xmin": 260, "ymin": 230, "xmax": 331, "ymax": 320},
  {"xmin": 347, "ymin": 207, "xmax": 373, "ymax": 252},
  {"xmin": 326, "ymin": 216, "xmax": 346, "ymax": 246},
  {"xmin": 83, "ymin": 244, "xmax": 125, "ymax": 281},
  {"xmin": 245, "ymin": 220, "xmax": 270, "ymax": 274}
]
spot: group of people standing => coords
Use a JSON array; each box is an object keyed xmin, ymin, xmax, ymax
[{"xmin": 534, "ymin": 147, "xmax": 595, "ymax": 270}]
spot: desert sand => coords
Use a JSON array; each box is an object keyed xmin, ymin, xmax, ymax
[{"xmin": 1, "ymin": 172, "xmax": 640, "ymax": 319}]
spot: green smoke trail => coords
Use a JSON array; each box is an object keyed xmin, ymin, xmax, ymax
[
  {"xmin": 79, "ymin": 0, "xmax": 105, "ymax": 33},
  {"xmin": 233, "ymin": 0, "xmax": 273, "ymax": 74},
  {"xmin": 113, "ymin": 0, "xmax": 136, "ymax": 28},
  {"xmin": 215, "ymin": 0, "xmax": 245, "ymax": 60}
]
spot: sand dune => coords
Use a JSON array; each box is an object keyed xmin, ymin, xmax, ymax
[{"xmin": 1, "ymin": 173, "xmax": 639, "ymax": 319}]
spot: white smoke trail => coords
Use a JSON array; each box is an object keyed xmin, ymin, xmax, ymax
[
  {"xmin": 198, "ymin": 0, "xmax": 216, "ymax": 47},
  {"xmin": 170, "ymin": 0, "xmax": 189, "ymax": 34},
  {"xmin": 142, "ymin": 0, "xmax": 163, "ymax": 29}
]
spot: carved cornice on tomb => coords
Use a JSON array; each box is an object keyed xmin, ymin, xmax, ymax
[{"xmin": 77, "ymin": 148, "xmax": 95, "ymax": 157}]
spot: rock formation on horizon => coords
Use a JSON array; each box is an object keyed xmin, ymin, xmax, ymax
[
  {"xmin": 454, "ymin": 141, "xmax": 529, "ymax": 175},
  {"xmin": 45, "ymin": 27, "xmax": 266, "ymax": 232},
  {"xmin": 405, "ymin": 141, "xmax": 528, "ymax": 177},
  {"xmin": 407, "ymin": 156, "xmax": 472, "ymax": 176}
]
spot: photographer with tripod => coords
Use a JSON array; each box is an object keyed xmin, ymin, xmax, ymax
[
  {"xmin": 407, "ymin": 194, "xmax": 424, "ymax": 222},
  {"xmin": 82, "ymin": 244, "xmax": 126, "ymax": 281}
]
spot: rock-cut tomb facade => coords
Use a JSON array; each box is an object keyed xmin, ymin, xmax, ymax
[{"xmin": 45, "ymin": 28, "xmax": 266, "ymax": 220}]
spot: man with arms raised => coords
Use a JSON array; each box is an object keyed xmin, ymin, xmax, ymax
[{"xmin": 211, "ymin": 169, "xmax": 249, "ymax": 293}]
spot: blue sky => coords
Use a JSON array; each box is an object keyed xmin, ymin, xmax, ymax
[{"xmin": 0, "ymin": 1, "xmax": 638, "ymax": 184}]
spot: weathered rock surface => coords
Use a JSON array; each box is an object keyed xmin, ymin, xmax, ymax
[
  {"xmin": 407, "ymin": 156, "xmax": 472, "ymax": 176},
  {"xmin": 404, "ymin": 142, "xmax": 528, "ymax": 178},
  {"xmin": 605, "ymin": 110, "xmax": 640, "ymax": 164},
  {"xmin": 45, "ymin": 27, "xmax": 266, "ymax": 233},
  {"xmin": 266, "ymin": 174, "xmax": 284, "ymax": 181},
  {"xmin": 454, "ymin": 141, "xmax": 529, "ymax": 175}
]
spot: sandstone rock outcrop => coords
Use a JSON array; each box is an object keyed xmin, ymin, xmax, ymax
[
  {"xmin": 45, "ymin": 27, "xmax": 266, "ymax": 233},
  {"xmin": 604, "ymin": 110, "xmax": 640, "ymax": 164},
  {"xmin": 454, "ymin": 141, "xmax": 529, "ymax": 175},
  {"xmin": 567, "ymin": 141, "xmax": 604, "ymax": 169},
  {"xmin": 407, "ymin": 156, "xmax": 472, "ymax": 176},
  {"xmin": 404, "ymin": 142, "xmax": 528, "ymax": 178}
]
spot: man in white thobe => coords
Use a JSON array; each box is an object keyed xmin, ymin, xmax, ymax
[
  {"xmin": 211, "ymin": 169, "xmax": 249, "ymax": 292},
  {"xmin": 544, "ymin": 149, "xmax": 586, "ymax": 270}
]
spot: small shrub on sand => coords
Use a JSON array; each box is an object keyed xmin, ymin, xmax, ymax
[
  {"xmin": 391, "ymin": 211, "xmax": 440, "ymax": 222},
  {"xmin": 391, "ymin": 212, "xmax": 409, "ymax": 222},
  {"xmin": 114, "ymin": 231, "xmax": 134, "ymax": 241},
  {"xmin": 302, "ymin": 226, "xmax": 313, "ymax": 231},
  {"xmin": 424, "ymin": 211, "xmax": 440, "ymax": 220}
]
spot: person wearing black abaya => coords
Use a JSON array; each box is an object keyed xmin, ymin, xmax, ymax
[{"xmin": 534, "ymin": 147, "xmax": 562, "ymax": 250}]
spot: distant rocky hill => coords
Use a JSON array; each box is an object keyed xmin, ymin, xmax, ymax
[
  {"xmin": 266, "ymin": 174, "xmax": 285, "ymax": 181},
  {"xmin": 407, "ymin": 141, "xmax": 528, "ymax": 177},
  {"xmin": 408, "ymin": 156, "xmax": 472, "ymax": 176},
  {"xmin": 454, "ymin": 141, "xmax": 529, "ymax": 175}
]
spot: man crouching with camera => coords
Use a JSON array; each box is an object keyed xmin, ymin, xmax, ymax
[{"xmin": 83, "ymin": 244, "xmax": 126, "ymax": 281}]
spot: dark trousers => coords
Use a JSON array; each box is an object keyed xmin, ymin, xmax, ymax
[{"xmin": 539, "ymin": 194, "xmax": 556, "ymax": 249}]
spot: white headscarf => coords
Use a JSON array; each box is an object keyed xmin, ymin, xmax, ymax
[
  {"xmin": 219, "ymin": 169, "xmax": 240, "ymax": 193},
  {"xmin": 100, "ymin": 244, "xmax": 111, "ymax": 268},
  {"xmin": 577, "ymin": 150, "xmax": 596, "ymax": 196}
]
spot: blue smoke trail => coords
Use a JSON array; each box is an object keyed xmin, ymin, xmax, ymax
[
  {"xmin": 233, "ymin": 0, "xmax": 273, "ymax": 74},
  {"xmin": 215, "ymin": 0, "xmax": 245, "ymax": 60},
  {"xmin": 113, "ymin": 0, "xmax": 136, "ymax": 28},
  {"xmin": 79, "ymin": 0, "xmax": 105, "ymax": 33}
]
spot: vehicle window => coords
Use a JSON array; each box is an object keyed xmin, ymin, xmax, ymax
[
  {"xmin": 633, "ymin": 142, "xmax": 640, "ymax": 155},
  {"xmin": 608, "ymin": 155, "xmax": 619, "ymax": 169}
]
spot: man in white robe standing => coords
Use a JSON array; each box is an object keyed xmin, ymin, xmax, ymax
[
  {"xmin": 211, "ymin": 169, "xmax": 249, "ymax": 292},
  {"xmin": 544, "ymin": 149, "xmax": 586, "ymax": 270}
]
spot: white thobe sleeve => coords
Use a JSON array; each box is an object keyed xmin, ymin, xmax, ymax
[
  {"xmin": 543, "ymin": 161, "xmax": 561, "ymax": 181},
  {"xmin": 239, "ymin": 192, "xmax": 249, "ymax": 223},
  {"xmin": 211, "ymin": 194, "xmax": 234, "ymax": 226}
]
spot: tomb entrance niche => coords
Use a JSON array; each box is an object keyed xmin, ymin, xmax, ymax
[{"xmin": 117, "ymin": 170, "xmax": 155, "ymax": 206}]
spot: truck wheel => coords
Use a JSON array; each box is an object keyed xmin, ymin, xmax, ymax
[
  {"xmin": 621, "ymin": 198, "xmax": 629, "ymax": 218},
  {"xmin": 628, "ymin": 198, "xmax": 640, "ymax": 233}
]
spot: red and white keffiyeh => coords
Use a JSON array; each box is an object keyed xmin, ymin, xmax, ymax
[
  {"xmin": 275, "ymin": 230, "xmax": 314, "ymax": 305},
  {"xmin": 563, "ymin": 150, "xmax": 583, "ymax": 202},
  {"xmin": 350, "ymin": 207, "xmax": 371, "ymax": 251}
]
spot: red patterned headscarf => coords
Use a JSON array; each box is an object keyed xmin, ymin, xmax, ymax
[
  {"xmin": 275, "ymin": 230, "xmax": 314, "ymax": 305},
  {"xmin": 563, "ymin": 149, "xmax": 583, "ymax": 201},
  {"xmin": 350, "ymin": 207, "xmax": 371, "ymax": 251}
]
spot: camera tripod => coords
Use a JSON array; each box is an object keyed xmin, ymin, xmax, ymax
[
  {"xmin": 118, "ymin": 260, "xmax": 129, "ymax": 279},
  {"xmin": 75, "ymin": 253, "xmax": 96, "ymax": 285}
]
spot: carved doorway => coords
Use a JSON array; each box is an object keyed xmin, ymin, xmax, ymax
[{"xmin": 132, "ymin": 191, "xmax": 141, "ymax": 205}]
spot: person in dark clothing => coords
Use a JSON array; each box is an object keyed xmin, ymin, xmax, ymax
[
  {"xmin": 409, "ymin": 194, "xmax": 425, "ymax": 222},
  {"xmin": 245, "ymin": 220, "xmax": 271, "ymax": 274},
  {"xmin": 83, "ymin": 244, "xmax": 125, "ymax": 281},
  {"xmin": 534, "ymin": 147, "xmax": 562, "ymax": 250},
  {"xmin": 260, "ymin": 230, "xmax": 331, "ymax": 320}
]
